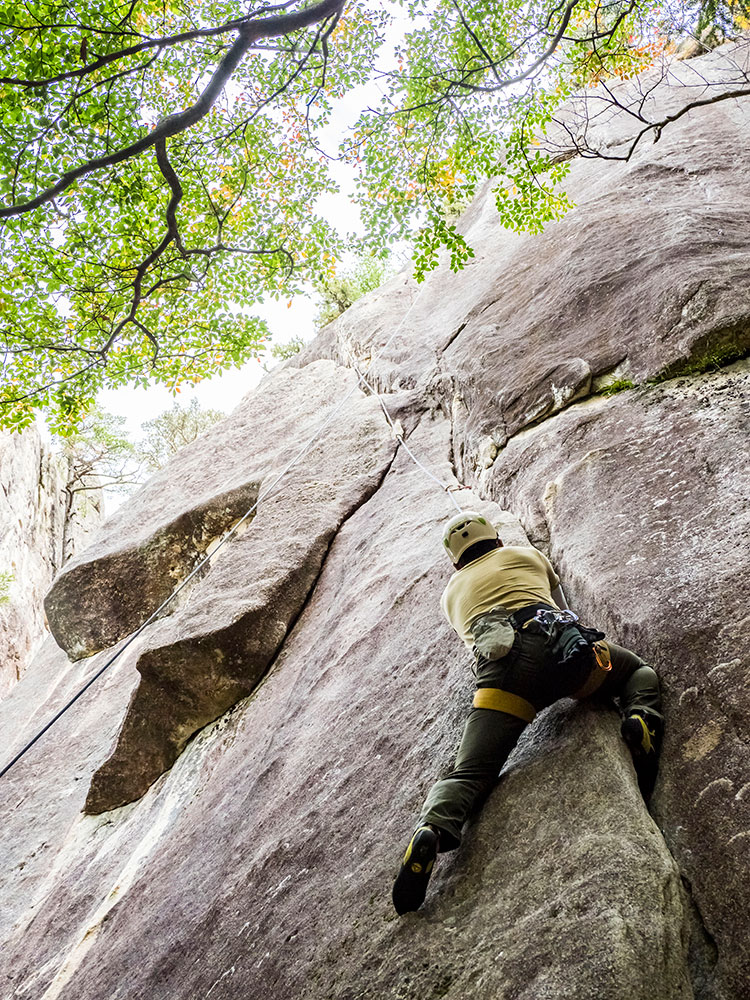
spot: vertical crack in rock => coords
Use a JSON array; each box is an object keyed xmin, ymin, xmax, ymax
[
  {"xmin": 681, "ymin": 876, "xmax": 720, "ymax": 1000},
  {"xmin": 439, "ymin": 321, "xmax": 467, "ymax": 357},
  {"xmin": 244, "ymin": 441, "xmax": 403, "ymax": 710},
  {"xmin": 472, "ymin": 361, "xmax": 750, "ymax": 996},
  {"xmin": 418, "ymin": 363, "xmax": 746, "ymax": 1000}
]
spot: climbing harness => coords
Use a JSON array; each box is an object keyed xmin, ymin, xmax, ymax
[
  {"xmin": 533, "ymin": 607, "xmax": 581, "ymax": 630},
  {"xmin": 527, "ymin": 607, "xmax": 606, "ymax": 669},
  {"xmin": 1, "ymin": 289, "xmax": 468, "ymax": 781},
  {"xmin": 466, "ymin": 604, "xmax": 611, "ymax": 722},
  {"xmin": 573, "ymin": 641, "xmax": 612, "ymax": 699},
  {"xmin": 472, "ymin": 688, "xmax": 536, "ymax": 723}
]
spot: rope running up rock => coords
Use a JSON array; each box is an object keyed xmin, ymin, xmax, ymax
[{"xmin": 0, "ymin": 294, "xmax": 466, "ymax": 780}]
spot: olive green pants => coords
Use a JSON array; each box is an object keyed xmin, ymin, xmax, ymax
[{"xmin": 419, "ymin": 628, "xmax": 662, "ymax": 850}]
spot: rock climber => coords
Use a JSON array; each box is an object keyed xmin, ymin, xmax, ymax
[{"xmin": 392, "ymin": 510, "xmax": 664, "ymax": 915}]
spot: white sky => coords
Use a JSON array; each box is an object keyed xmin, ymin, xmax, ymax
[{"xmin": 97, "ymin": 294, "xmax": 317, "ymax": 435}]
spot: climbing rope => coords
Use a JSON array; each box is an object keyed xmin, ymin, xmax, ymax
[
  {"xmin": 1, "ymin": 286, "xmax": 467, "ymax": 780},
  {"xmin": 354, "ymin": 367, "xmax": 464, "ymax": 512},
  {"xmin": 0, "ymin": 374, "xmax": 368, "ymax": 780}
]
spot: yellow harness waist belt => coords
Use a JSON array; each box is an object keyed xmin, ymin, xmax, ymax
[{"xmin": 473, "ymin": 688, "xmax": 537, "ymax": 723}]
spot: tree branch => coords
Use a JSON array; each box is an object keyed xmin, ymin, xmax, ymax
[
  {"xmin": 155, "ymin": 139, "xmax": 186, "ymax": 255},
  {"xmin": 623, "ymin": 82, "xmax": 750, "ymax": 158},
  {"xmin": 0, "ymin": 3, "xmax": 300, "ymax": 87},
  {"xmin": 449, "ymin": 0, "xmax": 502, "ymax": 85},
  {"xmin": 0, "ymin": 0, "xmax": 345, "ymax": 219},
  {"xmin": 442, "ymin": 0, "xmax": 582, "ymax": 94}
]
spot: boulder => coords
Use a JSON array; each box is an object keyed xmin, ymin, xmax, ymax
[{"xmin": 85, "ymin": 414, "xmax": 398, "ymax": 812}]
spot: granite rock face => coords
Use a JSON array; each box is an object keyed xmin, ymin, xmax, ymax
[
  {"xmin": 0, "ymin": 426, "xmax": 694, "ymax": 1000},
  {"xmin": 44, "ymin": 362, "xmax": 388, "ymax": 661},
  {"xmin": 1, "ymin": 40, "xmax": 749, "ymax": 1000},
  {"xmin": 482, "ymin": 362, "xmax": 750, "ymax": 998},
  {"xmin": 303, "ymin": 44, "xmax": 750, "ymax": 482},
  {"xmin": 83, "ymin": 362, "xmax": 398, "ymax": 813},
  {"xmin": 0, "ymin": 429, "xmax": 101, "ymax": 697}
]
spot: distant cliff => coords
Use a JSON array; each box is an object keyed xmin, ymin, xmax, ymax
[
  {"xmin": 1, "ymin": 39, "xmax": 748, "ymax": 1000},
  {"xmin": 0, "ymin": 429, "xmax": 101, "ymax": 698}
]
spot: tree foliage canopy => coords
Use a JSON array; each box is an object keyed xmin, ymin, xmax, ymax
[
  {"xmin": 1, "ymin": 0, "xmax": 748, "ymax": 432},
  {"xmin": 314, "ymin": 250, "xmax": 395, "ymax": 326},
  {"xmin": 62, "ymin": 399, "xmax": 227, "ymax": 507},
  {"xmin": 137, "ymin": 397, "xmax": 226, "ymax": 470}
]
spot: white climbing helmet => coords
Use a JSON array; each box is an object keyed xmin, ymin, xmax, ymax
[{"xmin": 442, "ymin": 511, "xmax": 497, "ymax": 565}]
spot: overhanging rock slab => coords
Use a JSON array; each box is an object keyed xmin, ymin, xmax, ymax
[
  {"xmin": 45, "ymin": 361, "xmax": 389, "ymax": 661},
  {"xmin": 81, "ymin": 362, "xmax": 399, "ymax": 811}
]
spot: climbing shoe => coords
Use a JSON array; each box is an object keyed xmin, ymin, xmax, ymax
[
  {"xmin": 392, "ymin": 826, "xmax": 439, "ymax": 915},
  {"xmin": 621, "ymin": 712, "xmax": 663, "ymax": 800}
]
